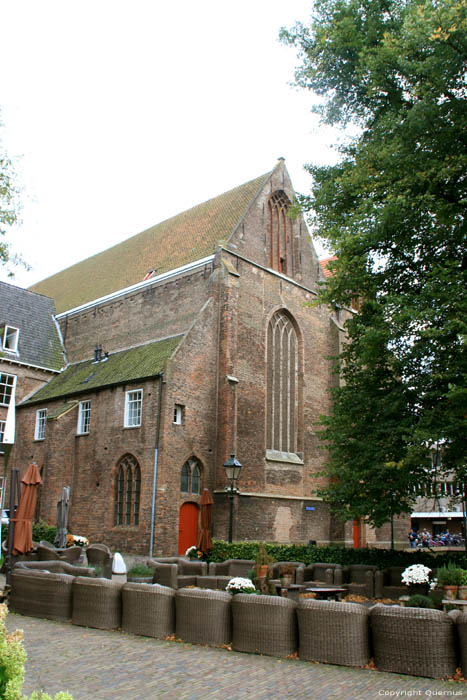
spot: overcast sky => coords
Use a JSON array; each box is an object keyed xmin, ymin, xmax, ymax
[{"xmin": 0, "ymin": 1, "xmax": 339, "ymax": 289}]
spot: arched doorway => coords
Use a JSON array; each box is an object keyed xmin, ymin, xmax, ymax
[{"xmin": 178, "ymin": 502, "xmax": 199, "ymax": 555}]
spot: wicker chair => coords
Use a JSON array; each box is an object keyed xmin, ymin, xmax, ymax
[
  {"xmin": 86, "ymin": 544, "xmax": 113, "ymax": 578},
  {"xmin": 302, "ymin": 563, "xmax": 343, "ymax": 586},
  {"xmin": 175, "ymin": 588, "xmax": 232, "ymax": 646},
  {"xmin": 374, "ymin": 567, "xmax": 408, "ymax": 599},
  {"xmin": 370, "ymin": 604, "xmax": 457, "ymax": 678},
  {"xmin": 148, "ymin": 559, "xmax": 207, "ymax": 589},
  {"xmin": 59, "ymin": 546, "xmax": 83, "ymax": 564},
  {"xmin": 297, "ymin": 599, "xmax": 370, "ymax": 667},
  {"xmin": 269, "ymin": 561, "xmax": 305, "ymax": 585},
  {"xmin": 10, "ymin": 569, "xmax": 74, "ymax": 621},
  {"xmin": 232, "ymin": 594, "xmax": 298, "ymax": 658},
  {"xmin": 122, "ymin": 583, "xmax": 175, "ymax": 639},
  {"xmin": 14, "ymin": 560, "xmax": 96, "ymax": 577},
  {"xmin": 37, "ymin": 545, "xmax": 62, "ymax": 561},
  {"xmin": 342, "ymin": 565, "xmax": 378, "ymax": 598},
  {"xmin": 72, "ymin": 576, "xmax": 123, "ymax": 629},
  {"xmin": 207, "ymin": 559, "xmax": 255, "ymax": 590}
]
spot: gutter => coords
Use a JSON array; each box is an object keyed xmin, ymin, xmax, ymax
[{"xmin": 149, "ymin": 374, "xmax": 164, "ymax": 557}]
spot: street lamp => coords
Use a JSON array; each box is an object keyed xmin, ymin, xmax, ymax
[{"xmin": 224, "ymin": 454, "xmax": 242, "ymax": 544}]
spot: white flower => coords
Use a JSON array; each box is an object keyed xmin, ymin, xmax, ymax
[
  {"xmin": 185, "ymin": 545, "xmax": 197, "ymax": 556},
  {"xmin": 430, "ymin": 578, "xmax": 438, "ymax": 591},
  {"xmin": 226, "ymin": 577, "xmax": 256, "ymax": 594},
  {"xmin": 73, "ymin": 535, "xmax": 89, "ymax": 546},
  {"xmin": 401, "ymin": 564, "xmax": 432, "ymax": 586}
]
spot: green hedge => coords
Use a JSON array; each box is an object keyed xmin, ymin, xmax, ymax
[
  {"xmin": 209, "ymin": 540, "xmax": 467, "ymax": 570},
  {"xmin": 1, "ymin": 521, "xmax": 57, "ymax": 546}
]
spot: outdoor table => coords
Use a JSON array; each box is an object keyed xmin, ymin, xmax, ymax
[
  {"xmin": 305, "ymin": 587, "xmax": 347, "ymax": 601},
  {"xmin": 274, "ymin": 583, "xmax": 303, "ymax": 601}
]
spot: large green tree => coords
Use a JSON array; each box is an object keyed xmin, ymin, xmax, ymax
[
  {"xmin": 0, "ymin": 115, "xmax": 22, "ymax": 275},
  {"xmin": 281, "ymin": 0, "xmax": 467, "ymax": 527}
]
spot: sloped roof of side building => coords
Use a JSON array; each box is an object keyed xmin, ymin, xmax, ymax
[
  {"xmin": 0, "ymin": 281, "xmax": 64, "ymax": 371},
  {"xmin": 29, "ymin": 171, "xmax": 273, "ymax": 313}
]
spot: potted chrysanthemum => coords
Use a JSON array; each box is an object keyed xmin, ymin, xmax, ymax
[
  {"xmin": 401, "ymin": 564, "xmax": 432, "ymax": 597},
  {"xmin": 226, "ymin": 577, "xmax": 257, "ymax": 595}
]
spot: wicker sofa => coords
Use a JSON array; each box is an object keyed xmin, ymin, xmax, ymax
[
  {"xmin": 72, "ymin": 576, "xmax": 124, "ymax": 630},
  {"xmin": 176, "ymin": 588, "xmax": 232, "ymax": 646},
  {"xmin": 122, "ymin": 582, "xmax": 176, "ymax": 639},
  {"xmin": 147, "ymin": 558, "xmax": 208, "ymax": 589},
  {"xmin": 301, "ymin": 562, "xmax": 343, "ymax": 586},
  {"xmin": 341, "ymin": 565, "xmax": 378, "ymax": 598},
  {"xmin": 10, "ymin": 568, "xmax": 75, "ymax": 622},
  {"xmin": 232, "ymin": 593, "xmax": 298, "ymax": 658}
]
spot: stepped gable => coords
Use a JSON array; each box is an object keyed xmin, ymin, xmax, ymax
[{"xmin": 30, "ymin": 171, "xmax": 272, "ymax": 313}]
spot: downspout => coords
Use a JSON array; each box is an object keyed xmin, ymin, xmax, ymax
[{"xmin": 149, "ymin": 373, "xmax": 164, "ymax": 558}]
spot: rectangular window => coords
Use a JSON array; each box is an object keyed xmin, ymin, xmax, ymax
[
  {"xmin": 0, "ymin": 374, "xmax": 15, "ymax": 406},
  {"xmin": 2, "ymin": 326, "xmax": 19, "ymax": 353},
  {"xmin": 77, "ymin": 401, "xmax": 91, "ymax": 434},
  {"xmin": 173, "ymin": 404, "xmax": 183, "ymax": 425},
  {"xmin": 34, "ymin": 409, "xmax": 47, "ymax": 440},
  {"xmin": 124, "ymin": 389, "xmax": 143, "ymax": 428},
  {"xmin": 0, "ymin": 421, "xmax": 5, "ymax": 443}
]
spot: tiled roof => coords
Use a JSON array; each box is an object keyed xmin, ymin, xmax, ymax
[
  {"xmin": 22, "ymin": 334, "xmax": 183, "ymax": 405},
  {"xmin": 0, "ymin": 281, "xmax": 64, "ymax": 371},
  {"xmin": 319, "ymin": 256, "xmax": 338, "ymax": 279},
  {"xmin": 30, "ymin": 172, "xmax": 272, "ymax": 313}
]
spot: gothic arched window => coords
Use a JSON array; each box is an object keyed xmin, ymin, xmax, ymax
[
  {"xmin": 266, "ymin": 310, "xmax": 302, "ymax": 456},
  {"xmin": 115, "ymin": 455, "xmax": 141, "ymax": 526},
  {"xmin": 268, "ymin": 191, "xmax": 296, "ymax": 276},
  {"xmin": 180, "ymin": 457, "xmax": 202, "ymax": 495}
]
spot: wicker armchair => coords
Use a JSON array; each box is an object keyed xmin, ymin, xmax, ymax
[
  {"xmin": 232, "ymin": 594, "xmax": 298, "ymax": 658},
  {"xmin": 14, "ymin": 560, "xmax": 96, "ymax": 577},
  {"xmin": 374, "ymin": 566, "xmax": 407, "ymax": 599},
  {"xmin": 122, "ymin": 583, "xmax": 175, "ymax": 639},
  {"xmin": 297, "ymin": 599, "xmax": 370, "ymax": 667},
  {"xmin": 341, "ymin": 565, "xmax": 378, "ymax": 598},
  {"xmin": 148, "ymin": 559, "xmax": 207, "ymax": 589},
  {"xmin": 269, "ymin": 561, "xmax": 305, "ymax": 585},
  {"xmin": 86, "ymin": 544, "xmax": 113, "ymax": 578},
  {"xmin": 59, "ymin": 546, "xmax": 83, "ymax": 563},
  {"xmin": 175, "ymin": 588, "xmax": 232, "ymax": 646},
  {"xmin": 302, "ymin": 563, "xmax": 343, "ymax": 586},
  {"xmin": 72, "ymin": 576, "xmax": 124, "ymax": 629},
  {"xmin": 370, "ymin": 604, "xmax": 457, "ymax": 678},
  {"xmin": 10, "ymin": 569, "xmax": 74, "ymax": 622},
  {"xmin": 207, "ymin": 559, "xmax": 255, "ymax": 590},
  {"xmin": 37, "ymin": 545, "xmax": 62, "ymax": 561}
]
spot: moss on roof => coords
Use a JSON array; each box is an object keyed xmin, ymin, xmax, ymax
[
  {"xmin": 23, "ymin": 335, "xmax": 183, "ymax": 405},
  {"xmin": 30, "ymin": 172, "xmax": 272, "ymax": 313}
]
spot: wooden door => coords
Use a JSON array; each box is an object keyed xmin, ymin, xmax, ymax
[{"xmin": 178, "ymin": 502, "xmax": 199, "ymax": 555}]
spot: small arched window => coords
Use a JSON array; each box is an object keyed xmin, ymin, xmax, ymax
[
  {"xmin": 180, "ymin": 457, "xmax": 202, "ymax": 495},
  {"xmin": 115, "ymin": 455, "xmax": 141, "ymax": 526}
]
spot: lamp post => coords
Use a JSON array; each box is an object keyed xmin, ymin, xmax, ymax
[{"xmin": 224, "ymin": 454, "xmax": 242, "ymax": 544}]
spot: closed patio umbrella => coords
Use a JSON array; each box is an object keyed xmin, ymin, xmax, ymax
[
  {"xmin": 12, "ymin": 463, "xmax": 42, "ymax": 555},
  {"xmin": 54, "ymin": 486, "xmax": 70, "ymax": 548},
  {"xmin": 196, "ymin": 488, "xmax": 214, "ymax": 556}
]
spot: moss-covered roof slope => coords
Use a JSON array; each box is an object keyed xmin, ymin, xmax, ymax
[
  {"xmin": 29, "ymin": 172, "xmax": 272, "ymax": 313},
  {"xmin": 22, "ymin": 335, "xmax": 183, "ymax": 405}
]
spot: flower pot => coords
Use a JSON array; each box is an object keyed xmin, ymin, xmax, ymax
[
  {"xmin": 280, "ymin": 575, "xmax": 293, "ymax": 588},
  {"xmin": 458, "ymin": 585, "xmax": 467, "ymax": 601},
  {"xmin": 442, "ymin": 585, "xmax": 458, "ymax": 600},
  {"xmin": 256, "ymin": 565, "xmax": 268, "ymax": 578}
]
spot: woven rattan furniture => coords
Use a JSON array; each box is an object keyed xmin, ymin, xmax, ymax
[
  {"xmin": 59, "ymin": 546, "xmax": 83, "ymax": 563},
  {"xmin": 370, "ymin": 604, "xmax": 457, "ymax": 678},
  {"xmin": 232, "ymin": 594, "xmax": 298, "ymax": 658},
  {"xmin": 298, "ymin": 599, "xmax": 370, "ymax": 667},
  {"xmin": 37, "ymin": 545, "xmax": 62, "ymax": 561},
  {"xmin": 14, "ymin": 560, "xmax": 96, "ymax": 577},
  {"xmin": 342, "ymin": 565, "xmax": 378, "ymax": 598},
  {"xmin": 122, "ymin": 583, "xmax": 175, "ymax": 638},
  {"xmin": 302, "ymin": 563, "xmax": 343, "ymax": 586},
  {"xmin": 10, "ymin": 569, "xmax": 74, "ymax": 621},
  {"xmin": 269, "ymin": 561, "xmax": 305, "ymax": 585},
  {"xmin": 374, "ymin": 567, "xmax": 408, "ymax": 599},
  {"xmin": 86, "ymin": 544, "xmax": 113, "ymax": 578},
  {"xmin": 207, "ymin": 559, "xmax": 255, "ymax": 591},
  {"xmin": 148, "ymin": 559, "xmax": 208, "ymax": 589},
  {"xmin": 72, "ymin": 576, "xmax": 123, "ymax": 629},
  {"xmin": 175, "ymin": 588, "xmax": 232, "ymax": 646}
]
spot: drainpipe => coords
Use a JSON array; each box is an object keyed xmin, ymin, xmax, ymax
[{"xmin": 149, "ymin": 374, "xmax": 164, "ymax": 558}]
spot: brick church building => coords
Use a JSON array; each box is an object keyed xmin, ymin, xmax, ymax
[{"xmin": 9, "ymin": 159, "xmax": 352, "ymax": 555}]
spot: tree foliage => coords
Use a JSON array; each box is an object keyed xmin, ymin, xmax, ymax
[
  {"xmin": 281, "ymin": 0, "xmax": 467, "ymax": 526},
  {"xmin": 0, "ymin": 114, "xmax": 23, "ymax": 275}
]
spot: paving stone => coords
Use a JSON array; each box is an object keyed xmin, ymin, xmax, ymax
[{"xmin": 6, "ymin": 613, "xmax": 466, "ymax": 699}]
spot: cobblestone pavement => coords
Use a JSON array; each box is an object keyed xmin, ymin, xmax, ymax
[{"xmin": 7, "ymin": 613, "xmax": 466, "ymax": 700}]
